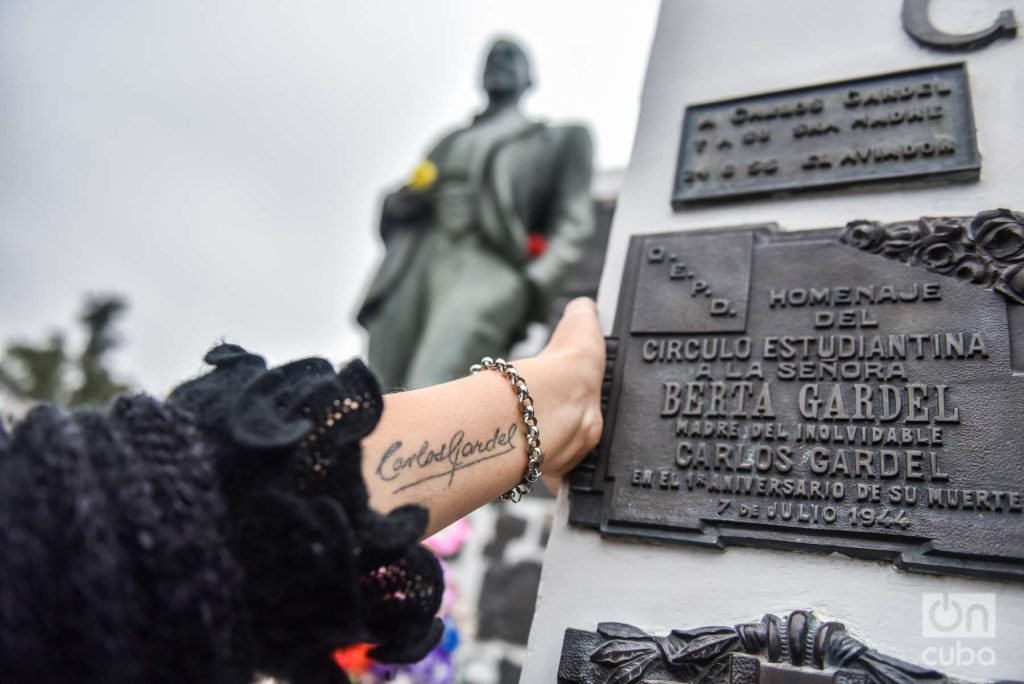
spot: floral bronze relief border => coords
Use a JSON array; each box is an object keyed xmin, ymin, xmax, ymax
[
  {"xmin": 558, "ymin": 611, "xmax": 954, "ymax": 684},
  {"xmin": 840, "ymin": 208, "xmax": 1024, "ymax": 305}
]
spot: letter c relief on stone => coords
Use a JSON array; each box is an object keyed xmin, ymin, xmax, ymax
[{"xmin": 902, "ymin": 0, "xmax": 1017, "ymax": 51}]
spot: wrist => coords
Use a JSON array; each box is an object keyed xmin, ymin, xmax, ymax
[
  {"xmin": 513, "ymin": 349, "xmax": 600, "ymax": 479},
  {"xmin": 469, "ymin": 357, "xmax": 543, "ymax": 502}
]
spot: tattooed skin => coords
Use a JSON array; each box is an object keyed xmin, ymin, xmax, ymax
[{"xmin": 376, "ymin": 423, "xmax": 518, "ymax": 494}]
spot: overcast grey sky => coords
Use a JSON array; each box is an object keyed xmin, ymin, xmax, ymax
[{"xmin": 0, "ymin": 1, "xmax": 659, "ymax": 395}]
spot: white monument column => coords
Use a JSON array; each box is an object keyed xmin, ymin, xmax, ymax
[{"xmin": 525, "ymin": 1, "xmax": 1024, "ymax": 681}]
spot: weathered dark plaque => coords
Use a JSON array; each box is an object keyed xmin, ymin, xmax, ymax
[
  {"xmin": 672, "ymin": 63, "xmax": 979, "ymax": 206},
  {"xmin": 570, "ymin": 209, "xmax": 1024, "ymax": 580}
]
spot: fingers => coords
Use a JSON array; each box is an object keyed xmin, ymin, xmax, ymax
[
  {"xmin": 564, "ymin": 296, "xmax": 597, "ymax": 315},
  {"xmin": 547, "ymin": 297, "xmax": 602, "ymax": 354}
]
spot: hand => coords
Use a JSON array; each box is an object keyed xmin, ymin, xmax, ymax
[
  {"xmin": 379, "ymin": 187, "xmax": 432, "ymax": 242},
  {"xmin": 515, "ymin": 297, "xmax": 605, "ymax": 491}
]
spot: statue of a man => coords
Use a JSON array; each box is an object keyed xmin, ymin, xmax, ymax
[{"xmin": 357, "ymin": 38, "xmax": 594, "ymax": 389}]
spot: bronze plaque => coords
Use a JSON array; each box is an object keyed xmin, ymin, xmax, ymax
[
  {"xmin": 672, "ymin": 63, "xmax": 980, "ymax": 206},
  {"xmin": 570, "ymin": 210, "xmax": 1024, "ymax": 580}
]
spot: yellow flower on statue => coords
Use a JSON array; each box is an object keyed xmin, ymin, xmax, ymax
[{"xmin": 409, "ymin": 160, "xmax": 438, "ymax": 190}]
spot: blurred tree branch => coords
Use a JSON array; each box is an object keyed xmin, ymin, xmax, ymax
[{"xmin": 0, "ymin": 295, "xmax": 132, "ymax": 407}]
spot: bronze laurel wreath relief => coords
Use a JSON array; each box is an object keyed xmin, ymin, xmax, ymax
[
  {"xmin": 559, "ymin": 611, "xmax": 948, "ymax": 684},
  {"xmin": 840, "ymin": 208, "xmax": 1024, "ymax": 304}
]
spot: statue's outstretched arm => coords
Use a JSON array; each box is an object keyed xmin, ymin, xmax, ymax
[{"xmin": 524, "ymin": 126, "xmax": 595, "ymax": 316}]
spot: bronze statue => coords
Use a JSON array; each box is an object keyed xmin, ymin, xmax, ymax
[{"xmin": 357, "ymin": 38, "xmax": 595, "ymax": 389}]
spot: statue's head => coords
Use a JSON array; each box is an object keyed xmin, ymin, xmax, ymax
[{"xmin": 482, "ymin": 39, "xmax": 532, "ymax": 102}]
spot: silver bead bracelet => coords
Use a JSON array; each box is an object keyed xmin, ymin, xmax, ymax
[{"xmin": 469, "ymin": 356, "xmax": 543, "ymax": 502}]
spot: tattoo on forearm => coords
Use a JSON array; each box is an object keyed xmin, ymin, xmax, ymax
[{"xmin": 376, "ymin": 423, "xmax": 518, "ymax": 494}]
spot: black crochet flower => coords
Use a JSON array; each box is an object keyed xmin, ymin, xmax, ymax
[{"xmin": 169, "ymin": 344, "xmax": 444, "ymax": 679}]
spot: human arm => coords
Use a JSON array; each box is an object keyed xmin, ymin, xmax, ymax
[{"xmin": 360, "ymin": 297, "xmax": 605, "ymax": 537}]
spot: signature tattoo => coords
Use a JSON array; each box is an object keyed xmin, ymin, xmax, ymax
[{"xmin": 376, "ymin": 423, "xmax": 518, "ymax": 494}]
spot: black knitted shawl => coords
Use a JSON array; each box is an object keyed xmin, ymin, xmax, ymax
[{"xmin": 0, "ymin": 344, "xmax": 443, "ymax": 684}]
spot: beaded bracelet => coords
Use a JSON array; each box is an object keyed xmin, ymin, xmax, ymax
[{"xmin": 469, "ymin": 357, "xmax": 543, "ymax": 502}]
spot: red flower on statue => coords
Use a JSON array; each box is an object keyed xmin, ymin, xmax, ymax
[{"xmin": 527, "ymin": 233, "xmax": 547, "ymax": 258}]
